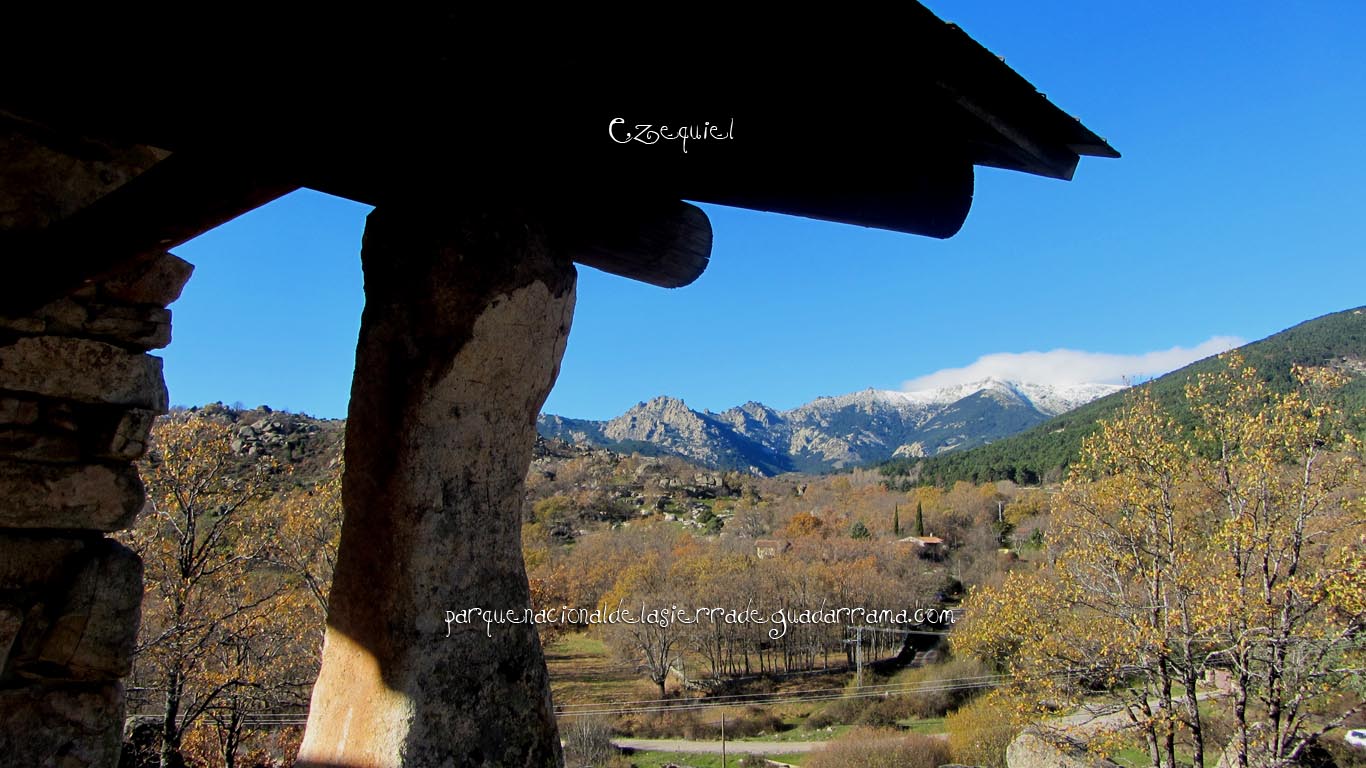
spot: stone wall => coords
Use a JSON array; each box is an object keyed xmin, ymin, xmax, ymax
[
  {"xmin": 0, "ymin": 249, "xmax": 190, "ymax": 765},
  {"xmin": 0, "ymin": 120, "xmax": 182, "ymax": 766}
]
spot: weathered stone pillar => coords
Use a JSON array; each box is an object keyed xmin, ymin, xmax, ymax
[{"xmin": 298, "ymin": 207, "xmax": 575, "ymax": 768}]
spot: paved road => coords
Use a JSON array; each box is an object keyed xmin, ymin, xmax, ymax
[{"xmin": 612, "ymin": 738, "xmax": 823, "ymax": 755}]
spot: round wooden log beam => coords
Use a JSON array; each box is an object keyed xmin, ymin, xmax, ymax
[{"xmin": 554, "ymin": 199, "xmax": 712, "ymax": 289}]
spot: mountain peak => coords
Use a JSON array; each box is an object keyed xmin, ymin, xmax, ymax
[{"xmin": 630, "ymin": 395, "xmax": 690, "ymax": 412}]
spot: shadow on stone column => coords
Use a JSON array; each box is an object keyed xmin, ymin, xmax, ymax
[{"xmin": 298, "ymin": 206, "xmax": 575, "ymax": 768}]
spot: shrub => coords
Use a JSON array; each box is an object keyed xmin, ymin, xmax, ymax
[
  {"xmin": 726, "ymin": 707, "xmax": 786, "ymax": 739},
  {"xmin": 944, "ymin": 692, "xmax": 1021, "ymax": 768},
  {"xmin": 805, "ymin": 706, "xmax": 837, "ymax": 730},
  {"xmin": 805, "ymin": 727, "xmax": 951, "ymax": 768},
  {"xmin": 687, "ymin": 707, "xmax": 786, "ymax": 739},
  {"xmin": 613, "ymin": 709, "xmax": 703, "ymax": 739},
  {"xmin": 560, "ymin": 715, "xmax": 616, "ymax": 768},
  {"xmin": 896, "ymin": 656, "xmax": 993, "ymax": 719},
  {"xmin": 857, "ymin": 695, "xmax": 916, "ymax": 726},
  {"xmin": 612, "ymin": 706, "xmax": 787, "ymax": 740},
  {"xmin": 808, "ymin": 696, "xmax": 868, "ymax": 729}
]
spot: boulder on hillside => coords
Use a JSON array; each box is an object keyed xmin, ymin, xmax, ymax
[{"xmin": 1006, "ymin": 728, "xmax": 1120, "ymax": 768}]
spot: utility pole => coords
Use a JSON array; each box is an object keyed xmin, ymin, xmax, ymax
[
  {"xmin": 721, "ymin": 713, "xmax": 727, "ymax": 768},
  {"xmin": 855, "ymin": 625, "xmax": 863, "ymax": 688}
]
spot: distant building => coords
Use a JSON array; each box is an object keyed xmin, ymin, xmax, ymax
[
  {"xmin": 755, "ymin": 539, "xmax": 791, "ymax": 559},
  {"xmin": 898, "ymin": 535, "xmax": 945, "ymax": 558}
]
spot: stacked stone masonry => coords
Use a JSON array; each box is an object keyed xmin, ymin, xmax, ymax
[{"xmin": 0, "ymin": 248, "xmax": 191, "ymax": 767}]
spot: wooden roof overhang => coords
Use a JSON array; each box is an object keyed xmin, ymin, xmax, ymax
[{"xmin": 0, "ymin": 4, "xmax": 1117, "ymax": 315}]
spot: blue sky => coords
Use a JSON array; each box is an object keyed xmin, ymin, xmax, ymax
[{"xmin": 164, "ymin": 1, "xmax": 1366, "ymax": 420}]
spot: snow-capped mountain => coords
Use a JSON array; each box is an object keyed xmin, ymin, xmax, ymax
[
  {"xmin": 1003, "ymin": 381, "xmax": 1128, "ymax": 416},
  {"xmin": 537, "ymin": 378, "xmax": 1124, "ymax": 475},
  {"xmin": 874, "ymin": 378, "xmax": 1123, "ymax": 415}
]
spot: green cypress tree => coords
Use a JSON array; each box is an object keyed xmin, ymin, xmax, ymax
[
  {"xmin": 915, "ymin": 501, "xmax": 925, "ymax": 537},
  {"xmin": 893, "ymin": 504, "xmax": 900, "ymax": 536}
]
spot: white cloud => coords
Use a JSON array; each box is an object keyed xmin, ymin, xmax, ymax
[{"xmin": 901, "ymin": 336, "xmax": 1245, "ymax": 390}]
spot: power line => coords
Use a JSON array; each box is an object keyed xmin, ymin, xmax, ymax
[
  {"xmin": 555, "ymin": 668, "xmax": 1081, "ymax": 718},
  {"xmin": 129, "ymin": 668, "xmax": 1097, "ymax": 728},
  {"xmin": 125, "ymin": 671, "xmax": 1030, "ymax": 727},
  {"xmin": 555, "ymin": 671, "xmax": 1010, "ymax": 712}
]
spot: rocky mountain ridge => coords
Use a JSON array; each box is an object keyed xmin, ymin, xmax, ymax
[{"xmin": 538, "ymin": 378, "xmax": 1122, "ymax": 475}]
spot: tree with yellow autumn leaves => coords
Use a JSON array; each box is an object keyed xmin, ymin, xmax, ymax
[
  {"xmin": 1186, "ymin": 358, "xmax": 1364, "ymax": 766},
  {"xmin": 953, "ymin": 354, "xmax": 1365, "ymax": 768},
  {"xmin": 121, "ymin": 414, "xmax": 342, "ymax": 768}
]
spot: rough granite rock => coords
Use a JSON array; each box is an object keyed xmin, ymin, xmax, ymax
[
  {"xmin": 0, "ymin": 253, "xmax": 188, "ymax": 349},
  {"xmin": 0, "ymin": 426, "xmax": 84, "ymax": 463},
  {"xmin": 97, "ymin": 408, "xmax": 156, "ymax": 461},
  {"xmin": 16, "ymin": 540, "xmax": 143, "ymax": 681},
  {"xmin": 0, "ymin": 682, "xmax": 125, "ymax": 768},
  {"xmin": 0, "ymin": 336, "xmax": 168, "ymax": 410},
  {"xmin": 298, "ymin": 207, "xmax": 574, "ymax": 768},
  {"xmin": 0, "ymin": 535, "xmax": 90, "ymax": 591},
  {"xmin": 81, "ymin": 306, "xmax": 172, "ymax": 350},
  {"xmin": 0, "ymin": 535, "xmax": 143, "ymax": 682},
  {"xmin": 97, "ymin": 251, "xmax": 194, "ymax": 307},
  {"xmin": 0, "ymin": 298, "xmax": 175, "ymax": 350},
  {"xmin": 0, "ymin": 405, "xmax": 156, "ymax": 464},
  {"xmin": 0, "ymin": 460, "xmax": 145, "ymax": 530},
  {"xmin": 0, "ymin": 397, "xmax": 42, "ymax": 425},
  {"xmin": 0, "ymin": 605, "xmax": 24, "ymax": 668},
  {"xmin": 1006, "ymin": 729, "xmax": 1121, "ymax": 768}
]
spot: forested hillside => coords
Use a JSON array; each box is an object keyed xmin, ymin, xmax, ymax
[{"xmin": 881, "ymin": 306, "xmax": 1366, "ymax": 487}]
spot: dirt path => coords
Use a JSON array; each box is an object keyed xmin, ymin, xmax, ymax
[{"xmin": 1055, "ymin": 690, "xmax": 1219, "ymax": 737}]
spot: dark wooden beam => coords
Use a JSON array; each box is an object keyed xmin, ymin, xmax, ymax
[
  {"xmin": 552, "ymin": 200, "xmax": 712, "ymax": 289},
  {"xmin": 686, "ymin": 156, "xmax": 975, "ymax": 241},
  {"xmin": 1, "ymin": 150, "xmax": 297, "ymax": 315}
]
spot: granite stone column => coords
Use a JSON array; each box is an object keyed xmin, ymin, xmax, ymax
[{"xmin": 298, "ymin": 207, "xmax": 575, "ymax": 768}]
